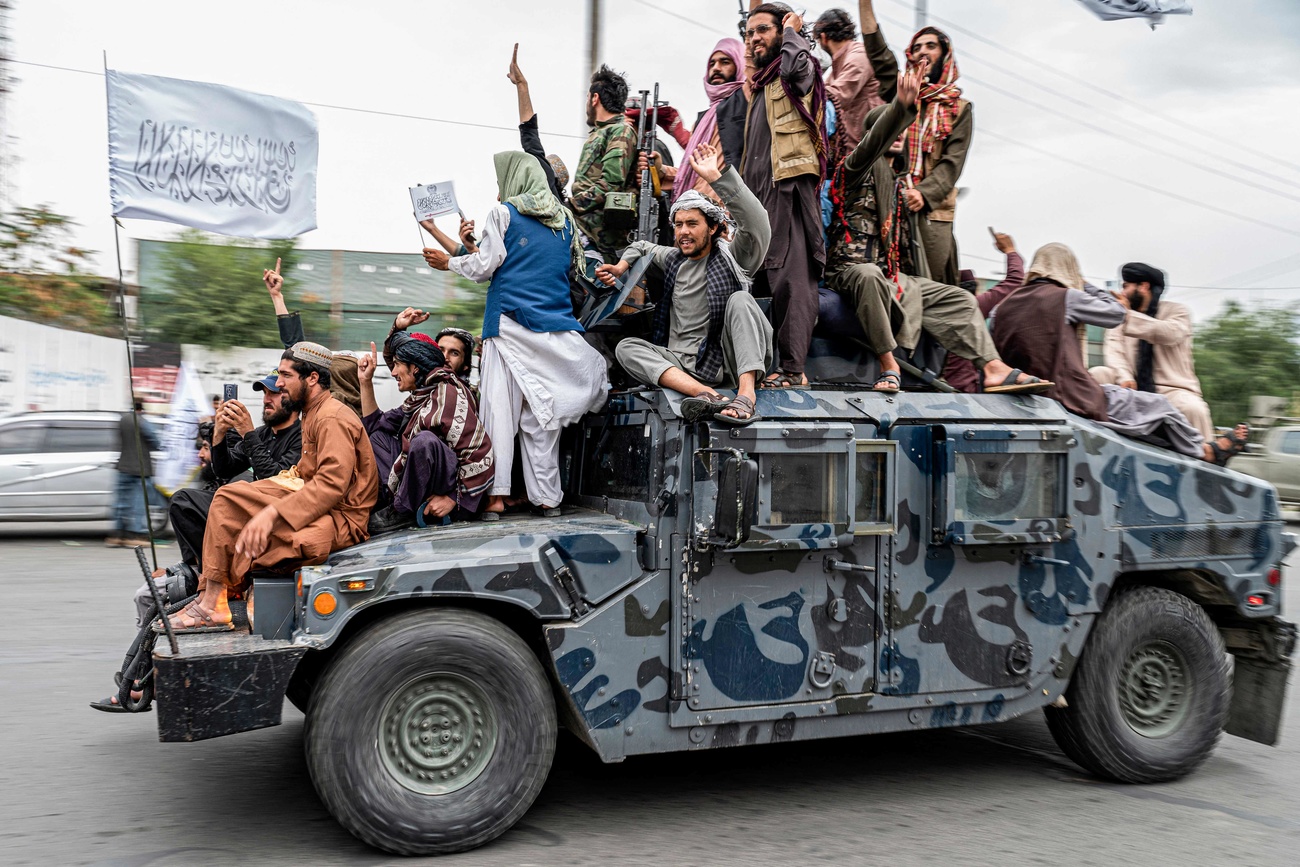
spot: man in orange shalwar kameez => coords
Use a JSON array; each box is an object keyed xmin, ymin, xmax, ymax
[{"xmin": 163, "ymin": 341, "xmax": 379, "ymax": 633}]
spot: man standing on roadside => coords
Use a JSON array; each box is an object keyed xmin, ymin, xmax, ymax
[
  {"xmin": 107, "ymin": 398, "xmax": 161, "ymax": 548},
  {"xmin": 570, "ymin": 64, "xmax": 639, "ymax": 262},
  {"xmin": 742, "ymin": 2, "xmax": 829, "ymax": 389}
]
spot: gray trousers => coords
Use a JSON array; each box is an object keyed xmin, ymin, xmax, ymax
[
  {"xmin": 919, "ymin": 217, "xmax": 959, "ymax": 286},
  {"xmin": 831, "ymin": 264, "xmax": 997, "ymax": 367},
  {"xmin": 616, "ymin": 292, "xmax": 774, "ymax": 389}
]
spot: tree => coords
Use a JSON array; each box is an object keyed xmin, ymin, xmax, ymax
[
  {"xmin": 140, "ymin": 230, "xmax": 313, "ymax": 350},
  {"xmin": 1193, "ymin": 301, "xmax": 1300, "ymax": 425},
  {"xmin": 0, "ymin": 205, "xmax": 116, "ymax": 336}
]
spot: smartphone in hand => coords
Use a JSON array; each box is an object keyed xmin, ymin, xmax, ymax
[{"xmin": 222, "ymin": 383, "xmax": 237, "ymax": 403}]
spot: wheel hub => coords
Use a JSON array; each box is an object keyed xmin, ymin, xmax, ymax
[
  {"xmin": 1118, "ymin": 640, "xmax": 1190, "ymax": 738},
  {"xmin": 379, "ymin": 673, "xmax": 498, "ymax": 795}
]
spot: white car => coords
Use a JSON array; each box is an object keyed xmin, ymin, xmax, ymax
[{"xmin": 0, "ymin": 410, "xmax": 169, "ymax": 531}]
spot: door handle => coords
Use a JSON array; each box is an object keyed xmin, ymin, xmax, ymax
[{"xmin": 14, "ymin": 461, "xmax": 36, "ymax": 468}]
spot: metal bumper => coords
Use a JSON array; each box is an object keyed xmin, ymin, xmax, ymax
[{"xmin": 153, "ymin": 630, "xmax": 304, "ymax": 743}]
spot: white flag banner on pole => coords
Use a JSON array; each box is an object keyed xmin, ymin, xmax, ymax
[
  {"xmin": 155, "ymin": 362, "xmax": 209, "ymax": 494},
  {"xmin": 1075, "ymin": 0, "xmax": 1192, "ymax": 27},
  {"xmin": 107, "ymin": 70, "xmax": 318, "ymax": 239}
]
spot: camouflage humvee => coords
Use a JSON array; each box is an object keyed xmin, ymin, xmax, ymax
[{"xmin": 150, "ymin": 386, "xmax": 1296, "ymax": 856}]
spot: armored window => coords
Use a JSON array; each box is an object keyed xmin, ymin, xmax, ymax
[
  {"xmin": 766, "ymin": 452, "xmax": 846, "ymax": 524},
  {"xmin": 954, "ymin": 452, "xmax": 1060, "ymax": 523},
  {"xmin": 579, "ymin": 419, "xmax": 651, "ymax": 502},
  {"xmin": 933, "ymin": 425, "xmax": 1071, "ymax": 546},
  {"xmin": 854, "ymin": 440, "xmax": 895, "ymax": 533},
  {"xmin": 1281, "ymin": 431, "xmax": 1300, "ymax": 456}
]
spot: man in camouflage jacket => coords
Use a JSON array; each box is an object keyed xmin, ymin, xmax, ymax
[{"xmin": 571, "ymin": 64, "xmax": 638, "ymax": 262}]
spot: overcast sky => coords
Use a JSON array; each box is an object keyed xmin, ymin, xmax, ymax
[{"xmin": 6, "ymin": 0, "xmax": 1300, "ymax": 323}]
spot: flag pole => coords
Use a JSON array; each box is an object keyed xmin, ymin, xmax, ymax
[{"xmin": 104, "ymin": 49, "xmax": 158, "ymax": 570}]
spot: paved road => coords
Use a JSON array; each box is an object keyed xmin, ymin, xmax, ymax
[{"xmin": 1, "ymin": 525, "xmax": 1297, "ymax": 866}]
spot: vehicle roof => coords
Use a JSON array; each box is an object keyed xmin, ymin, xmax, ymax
[
  {"xmin": 648, "ymin": 388, "xmax": 1072, "ymax": 425},
  {"xmin": 0, "ymin": 410, "xmax": 125, "ymax": 424}
]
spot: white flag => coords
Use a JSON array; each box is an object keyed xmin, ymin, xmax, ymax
[
  {"xmin": 410, "ymin": 181, "xmax": 461, "ymax": 222},
  {"xmin": 1075, "ymin": 0, "xmax": 1192, "ymax": 27},
  {"xmin": 155, "ymin": 362, "xmax": 209, "ymax": 494},
  {"xmin": 107, "ymin": 70, "xmax": 318, "ymax": 239}
]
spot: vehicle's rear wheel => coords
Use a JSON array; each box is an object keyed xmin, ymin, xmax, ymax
[
  {"xmin": 304, "ymin": 608, "xmax": 556, "ymax": 855},
  {"xmin": 1045, "ymin": 585, "xmax": 1231, "ymax": 783}
]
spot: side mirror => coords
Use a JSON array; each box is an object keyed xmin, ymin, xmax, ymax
[{"xmin": 709, "ymin": 454, "xmax": 758, "ymax": 547}]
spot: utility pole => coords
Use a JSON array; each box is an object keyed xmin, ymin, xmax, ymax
[
  {"xmin": 0, "ymin": 0, "xmax": 15, "ymax": 213},
  {"xmin": 916, "ymin": 0, "xmax": 928, "ymax": 29},
  {"xmin": 587, "ymin": 0, "xmax": 601, "ymax": 83}
]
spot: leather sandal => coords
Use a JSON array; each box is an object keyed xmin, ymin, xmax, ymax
[
  {"xmin": 714, "ymin": 394, "xmax": 761, "ymax": 427},
  {"xmin": 154, "ymin": 601, "xmax": 233, "ymax": 635},
  {"xmin": 681, "ymin": 392, "xmax": 731, "ymax": 422}
]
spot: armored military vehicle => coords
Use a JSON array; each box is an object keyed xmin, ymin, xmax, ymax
[{"xmin": 146, "ymin": 386, "xmax": 1295, "ymax": 856}]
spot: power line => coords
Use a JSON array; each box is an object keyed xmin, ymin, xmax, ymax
[
  {"xmin": 977, "ymin": 125, "xmax": 1300, "ymax": 240},
  {"xmin": 7, "ymin": 57, "xmax": 588, "ymax": 140},
  {"xmin": 880, "ymin": 0, "xmax": 1300, "ymax": 177}
]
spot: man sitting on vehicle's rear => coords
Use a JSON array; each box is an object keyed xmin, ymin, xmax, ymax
[{"xmin": 160, "ymin": 342, "xmax": 378, "ymax": 634}]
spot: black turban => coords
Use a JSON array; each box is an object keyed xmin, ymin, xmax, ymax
[
  {"xmin": 386, "ymin": 330, "xmax": 446, "ymax": 383},
  {"xmin": 1120, "ymin": 262, "xmax": 1167, "ymax": 394}
]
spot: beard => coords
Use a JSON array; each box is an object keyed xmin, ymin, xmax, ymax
[
  {"xmin": 198, "ymin": 461, "xmax": 217, "ymax": 485},
  {"xmin": 753, "ymin": 41, "xmax": 780, "ymax": 69},
  {"xmin": 585, "ymin": 100, "xmax": 596, "ymax": 126},
  {"xmin": 282, "ymin": 379, "xmax": 308, "ymax": 412},
  {"xmin": 263, "ymin": 401, "xmax": 293, "ymax": 427}
]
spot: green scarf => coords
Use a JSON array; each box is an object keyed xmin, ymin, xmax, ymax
[{"xmin": 493, "ymin": 150, "xmax": 585, "ymax": 275}]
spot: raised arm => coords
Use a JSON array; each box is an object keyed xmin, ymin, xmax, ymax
[
  {"xmin": 778, "ymin": 13, "xmax": 817, "ymax": 95},
  {"xmin": 693, "ymin": 144, "xmax": 769, "ymax": 275},
  {"xmin": 842, "ymin": 64, "xmax": 922, "ymax": 184},
  {"xmin": 976, "ymin": 232, "xmax": 1025, "ymax": 317},
  {"xmin": 860, "ymin": 0, "xmax": 898, "ymax": 102},
  {"xmin": 1065, "ymin": 283, "xmax": 1127, "ymax": 329},
  {"xmin": 264, "ymin": 258, "xmax": 305, "ymax": 348}
]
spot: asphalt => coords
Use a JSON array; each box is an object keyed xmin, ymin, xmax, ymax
[{"xmin": 1, "ymin": 522, "xmax": 1297, "ymax": 867}]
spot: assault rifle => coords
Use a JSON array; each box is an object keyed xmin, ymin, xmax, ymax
[{"xmin": 633, "ymin": 84, "xmax": 663, "ymax": 243}]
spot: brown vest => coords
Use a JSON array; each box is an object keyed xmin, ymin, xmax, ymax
[{"xmin": 992, "ymin": 279, "xmax": 1108, "ymax": 422}]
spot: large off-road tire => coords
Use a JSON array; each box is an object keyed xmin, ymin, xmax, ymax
[
  {"xmin": 304, "ymin": 608, "xmax": 557, "ymax": 855},
  {"xmin": 1045, "ymin": 585, "xmax": 1231, "ymax": 783}
]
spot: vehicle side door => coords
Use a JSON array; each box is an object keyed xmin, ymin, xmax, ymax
[
  {"xmin": 676, "ymin": 420, "xmax": 889, "ymax": 722},
  {"xmin": 1273, "ymin": 430, "xmax": 1300, "ymax": 503},
  {"xmin": 38, "ymin": 420, "xmax": 119, "ymax": 518},
  {"xmin": 0, "ymin": 422, "xmax": 48, "ymax": 518}
]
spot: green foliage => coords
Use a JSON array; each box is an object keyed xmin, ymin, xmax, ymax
[
  {"xmin": 0, "ymin": 205, "xmax": 116, "ymax": 336},
  {"xmin": 435, "ymin": 274, "xmax": 489, "ymax": 331},
  {"xmin": 140, "ymin": 230, "xmax": 302, "ymax": 350},
  {"xmin": 1193, "ymin": 301, "xmax": 1300, "ymax": 425}
]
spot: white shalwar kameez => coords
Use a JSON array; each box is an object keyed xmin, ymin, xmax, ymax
[{"xmin": 450, "ymin": 206, "xmax": 609, "ymax": 507}]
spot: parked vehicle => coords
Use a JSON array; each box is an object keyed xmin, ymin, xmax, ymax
[
  {"xmin": 144, "ymin": 388, "xmax": 1295, "ymax": 856},
  {"xmin": 0, "ymin": 410, "xmax": 169, "ymax": 531},
  {"xmin": 1233, "ymin": 423, "xmax": 1300, "ymax": 509}
]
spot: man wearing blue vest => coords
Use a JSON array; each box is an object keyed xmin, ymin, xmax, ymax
[
  {"xmin": 423, "ymin": 152, "xmax": 609, "ymax": 517},
  {"xmin": 599, "ymin": 143, "xmax": 773, "ymax": 427}
]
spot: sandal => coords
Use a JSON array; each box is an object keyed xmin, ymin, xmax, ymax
[
  {"xmin": 872, "ymin": 370, "xmax": 902, "ymax": 393},
  {"xmin": 985, "ymin": 368, "xmax": 1053, "ymax": 395},
  {"xmin": 681, "ymin": 391, "xmax": 732, "ymax": 423},
  {"xmin": 760, "ymin": 369, "xmax": 807, "ymax": 389},
  {"xmin": 1209, "ymin": 423, "xmax": 1250, "ymax": 467},
  {"xmin": 154, "ymin": 600, "xmax": 233, "ymax": 635},
  {"xmin": 89, "ymin": 694, "xmax": 152, "ymax": 714},
  {"xmin": 714, "ymin": 394, "xmax": 761, "ymax": 427}
]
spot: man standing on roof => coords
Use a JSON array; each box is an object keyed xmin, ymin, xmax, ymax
[
  {"xmin": 741, "ymin": 3, "xmax": 829, "ymax": 390},
  {"xmin": 1090, "ymin": 263, "xmax": 1215, "ymax": 441},
  {"xmin": 570, "ymin": 65, "xmax": 639, "ymax": 262},
  {"xmin": 814, "ymin": 8, "xmax": 883, "ymax": 155},
  {"xmin": 599, "ymin": 143, "xmax": 773, "ymax": 426}
]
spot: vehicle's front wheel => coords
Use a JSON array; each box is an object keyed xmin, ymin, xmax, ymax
[
  {"xmin": 1045, "ymin": 585, "xmax": 1231, "ymax": 783},
  {"xmin": 304, "ymin": 608, "xmax": 556, "ymax": 855}
]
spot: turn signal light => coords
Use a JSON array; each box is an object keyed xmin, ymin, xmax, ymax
[
  {"xmin": 1247, "ymin": 594, "xmax": 1268, "ymax": 607},
  {"xmin": 313, "ymin": 590, "xmax": 338, "ymax": 617},
  {"xmin": 340, "ymin": 578, "xmax": 374, "ymax": 593},
  {"xmin": 1268, "ymin": 568, "xmax": 1281, "ymax": 586}
]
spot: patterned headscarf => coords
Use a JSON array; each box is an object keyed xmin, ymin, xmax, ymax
[
  {"xmin": 672, "ymin": 37, "xmax": 747, "ymax": 203},
  {"xmin": 493, "ymin": 150, "xmax": 585, "ymax": 276},
  {"xmin": 901, "ymin": 27, "xmax": 964, "ymax": 188}
]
